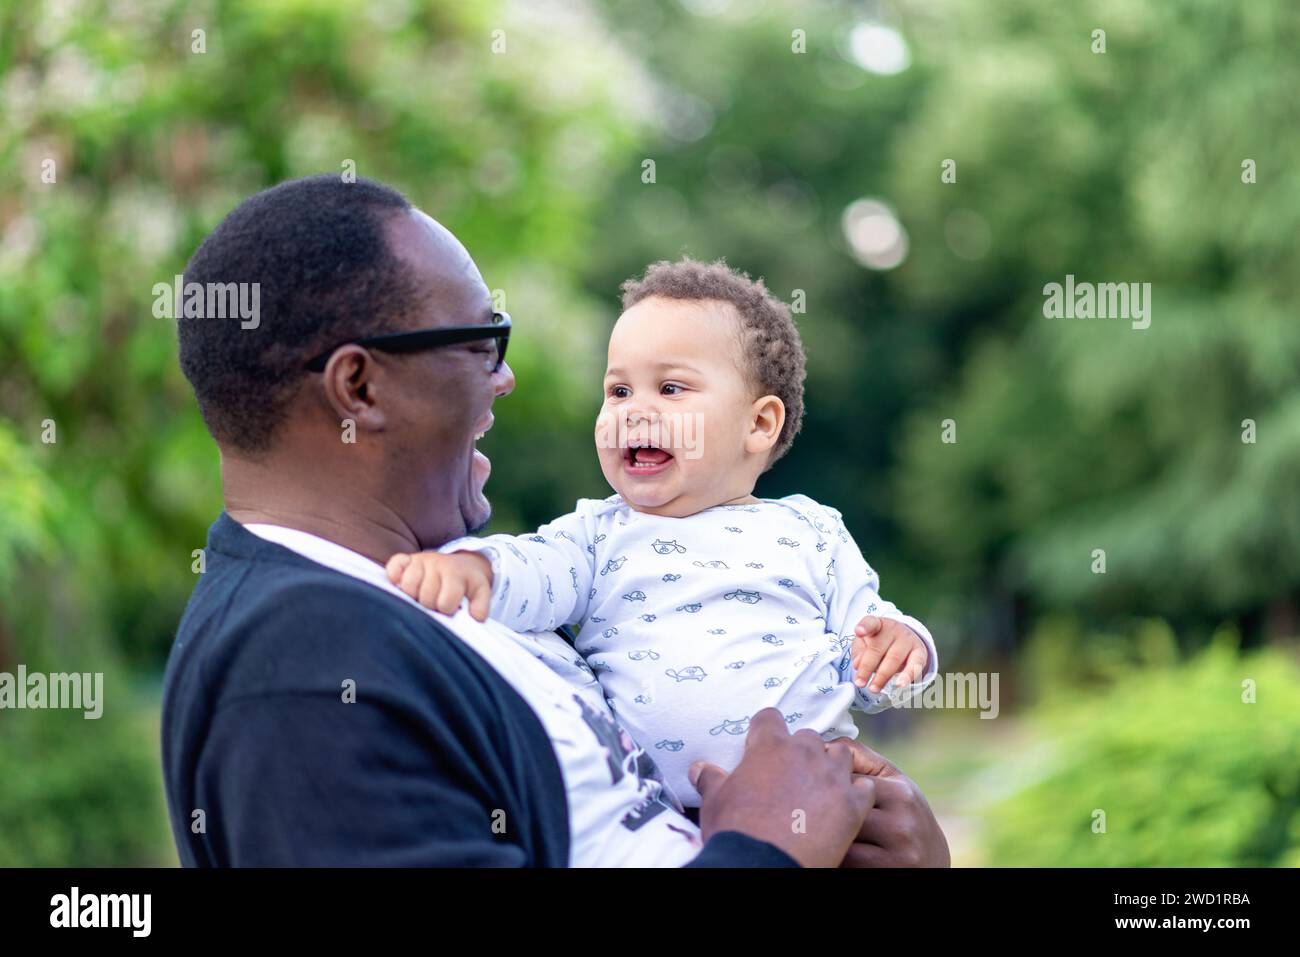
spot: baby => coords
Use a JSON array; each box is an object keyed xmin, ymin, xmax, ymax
[{"xmin": 387, "ymin": 258, "xmax": 938, "ymax": 807}]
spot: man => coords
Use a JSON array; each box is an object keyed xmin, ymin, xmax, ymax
[{"xmin": 162, "ymin": 174, "xmax": 949, "ymax": 867}]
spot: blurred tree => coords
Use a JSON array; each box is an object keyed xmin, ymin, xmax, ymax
[{"xmin": 885, "ymin": 0, "xmax": 1300, "ymax": 647}]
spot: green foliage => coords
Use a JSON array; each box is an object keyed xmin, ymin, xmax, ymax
[
  {"xmin": 984, "ymin": 636, "xmax": 1300, "ymax": 866},
  {"xmin": 890, "ymin": 0, "xmax": 1300, "ymax": 626},
  {"xmin": 0, "ymin": 700, "xmax": 171, "ymax": 866},
  {"xmin": 0, "ymin": 423, "xmax": 60, "ymax": 586},
  {"xmin": 1021, "ymin": 614, "xmax": 1181, "ymax": 696}
]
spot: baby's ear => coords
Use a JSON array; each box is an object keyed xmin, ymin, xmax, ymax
[{"xmin": 745, "ymin": 394, "xmax": 786, "ymax": 455}]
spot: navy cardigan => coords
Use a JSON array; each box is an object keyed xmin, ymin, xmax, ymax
[{"xmin": 161, "ymin": 514, "xmax": 797, "ymax": 867}]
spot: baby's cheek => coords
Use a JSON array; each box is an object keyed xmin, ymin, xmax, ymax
[
  {"xmin": 593, "ymin": 408, "xmax": 618, "ymax": 449},
  {"xmin": 594, "ymin": 442, "xmax": 626, "ymax": 492}
]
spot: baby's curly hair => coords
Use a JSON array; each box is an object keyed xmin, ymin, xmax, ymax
[{"xmin": 620, "ymin": 257, "xmax": 806, "ymax": 468}]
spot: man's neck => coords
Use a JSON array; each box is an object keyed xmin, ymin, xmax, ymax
[{"xmin": 221, "ymin": 451, "xmax": 420, "ymax": 566}]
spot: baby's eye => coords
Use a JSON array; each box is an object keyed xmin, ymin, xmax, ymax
[
  {"xmin": 661, "ymin": 383, "xmax": 684, "ymax": 396},
  {"xmin": 609, "ymin": 385, "xmax": 630, "ymax": 399}
]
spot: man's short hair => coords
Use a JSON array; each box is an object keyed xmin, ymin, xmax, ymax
[
  {"xmin": 620, "ymin": 257, "xmax": 807, "ymax": 466},
  {"xmin": 177, "ymin": 174, "xmax": 418, "ymax": 453}
]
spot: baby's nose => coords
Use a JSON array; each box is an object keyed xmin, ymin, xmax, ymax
[{"xmin": 625, "ymin": 409, "xmax": 668, "ymax": 445}]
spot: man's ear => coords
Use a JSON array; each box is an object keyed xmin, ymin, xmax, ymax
[
  {"xmin": 318, "ymin": 345, "xmax": 388, "ymax": 434},
  {"xmin": 745, "ymin": 394, "xmax": 785, "ymax": 456}
]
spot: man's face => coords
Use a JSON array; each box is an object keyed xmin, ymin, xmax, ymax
[{"xmin": 382, "ymin": 209, "xmax": 514, "ymax": 545}]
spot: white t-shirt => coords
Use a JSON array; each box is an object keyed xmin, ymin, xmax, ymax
[
  {"xmin": 243, "ymin": 522, "xmax": 705, "ymax": 867},
  {"xmin": 440, "ymin": 493, "xmax": 938, "ymax": 805}
]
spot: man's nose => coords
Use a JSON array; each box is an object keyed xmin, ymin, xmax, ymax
[{"xmin": 493, "ymin": 360, "xmax": 515, "ymax": 398}]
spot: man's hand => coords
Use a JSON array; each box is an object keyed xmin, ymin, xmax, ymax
[
  {"xmin": 385, "ymin": 551, "xmax": 494, "ymax": 622},
  {"xmin": 851, "ymin": 616, "xmax": 928, "ymax": 693},
  {"xmin": 691, "ymin": 708, "xmax": 876, "ymax": 868},
  {"xmin": 824, "ymin": 737, "xmax": 950, "ymax": 867}
]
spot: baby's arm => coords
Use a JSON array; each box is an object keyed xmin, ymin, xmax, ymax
[
  {"xmin": 388, "ymin": 503, "xmax": 600, "ymax": 632},
  {"xmin": 820, "ymin": 506, "xmax": 938, "ymax": 714}
]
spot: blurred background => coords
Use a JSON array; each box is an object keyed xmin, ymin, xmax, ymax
[{"xmin": 1, "ymin": 0, "xmax": 1298, "ymax": 866}]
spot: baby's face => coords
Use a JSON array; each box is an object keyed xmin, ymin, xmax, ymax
[{"xmin": 596, "ymin": 296, "xmax": 766, "ymax": 517}]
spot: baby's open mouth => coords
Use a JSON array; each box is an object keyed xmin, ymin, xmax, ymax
[{"xmin": 625, "ymin": 444, "xmax": 675, "ymax": 470}]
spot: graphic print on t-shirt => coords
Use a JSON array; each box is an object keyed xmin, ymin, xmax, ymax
[{"xmin": 572, "ymin": 693, "xmax": 675, "ymax": 832}]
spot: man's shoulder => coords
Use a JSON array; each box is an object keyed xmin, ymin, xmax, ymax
[
  {"xmin": 160, "ymin": 519, "xmax": 573, "ymax": 868},
  {"xmin": 182, "ymin": 524, "xmax": 427, "ymax": 642},
  {"xmin": 169, "ymin": 518, "xmax": 477, "ymax": 705}
]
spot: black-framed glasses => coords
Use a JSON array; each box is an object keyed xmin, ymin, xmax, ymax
[{"xmin": 303, "ymin": 312, "xmax": 511, "ymax": 373}]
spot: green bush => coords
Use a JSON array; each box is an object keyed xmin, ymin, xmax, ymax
[
  {"xmin": 0, "ymin": 699, "xmax": 172, "ymax": 867},
  {"xmin": 983, "ymin": 638, "xmax": 1300, "ymax": 866}
]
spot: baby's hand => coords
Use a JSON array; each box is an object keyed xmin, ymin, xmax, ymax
[
  {"xmin": 385, "ymin": 551, "xmax": 494, "ymax": 622},
  {"xmin": 850, "ymin": 616, "xmax": 928, "ymax": 694}
]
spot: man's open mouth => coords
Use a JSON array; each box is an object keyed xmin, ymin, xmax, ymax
[
  {"xmin": 470, "ymin": 415, "xmax": 494, "ymax": 486},
  {"xmin": 624, "ymin": 444, "xmax": 675, "ymax": 470}
]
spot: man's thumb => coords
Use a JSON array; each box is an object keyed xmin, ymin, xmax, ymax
[
  {"xmin": 840, "ymin": 738, "xmax": 900, "ymax": 778},
  {"xmin": 689, "ymin": 761, "xmax": 728, "ymax": 798}
]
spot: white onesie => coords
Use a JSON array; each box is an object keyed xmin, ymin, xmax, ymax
[{"xmin": 441, "ymin": 493, "xmax": 938, "ymax": 806}]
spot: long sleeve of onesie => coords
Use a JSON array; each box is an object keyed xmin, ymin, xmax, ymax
[
  {"xmin": 438, "ymin": 501, "xmax": 602, "ymax": 634},
  {"xmin": 818, "ymin": 502, "xmax": 939, "ymax": 713}
]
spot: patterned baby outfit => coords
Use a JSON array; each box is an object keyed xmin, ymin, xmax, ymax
[{"xmin": 441, "ymin": 494, "xmax": 937, "ymax": 806}]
